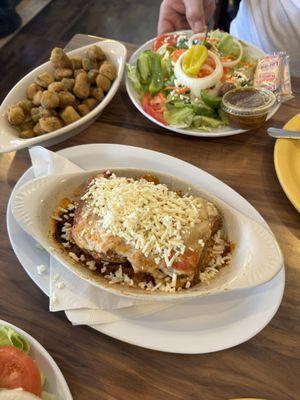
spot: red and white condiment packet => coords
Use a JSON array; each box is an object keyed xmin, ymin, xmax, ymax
[{"xmin": 254, "ymin": 52, "xmax": 293, "ymax": 103}]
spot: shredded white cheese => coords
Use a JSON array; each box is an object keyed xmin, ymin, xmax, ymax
[{"xmin": 82, "ymin": 176, "xmax": 212, "ymax": 267}]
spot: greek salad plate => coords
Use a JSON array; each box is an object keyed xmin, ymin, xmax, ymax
[{"xmin": 126, "ymin": 30, "xmax": 280, "ymax": 137}]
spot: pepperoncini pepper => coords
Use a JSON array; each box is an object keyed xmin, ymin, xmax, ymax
[{"xmin": 182, "ymin": 45, "xmax": 208, "ymax": 77}]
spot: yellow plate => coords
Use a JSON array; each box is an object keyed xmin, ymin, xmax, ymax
[{"xmin": 274, "ymin": 113, "xmax": 300, "ymax": 212}]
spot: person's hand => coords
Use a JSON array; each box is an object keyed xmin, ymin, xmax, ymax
[{"xmin": 158, "ymin": 0, "xmax": 216, "ymax": 35}]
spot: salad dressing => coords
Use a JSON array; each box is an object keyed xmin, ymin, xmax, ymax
[{"xmin": 221, "ymin": 87, "xmax": 276, "ymax": 129}]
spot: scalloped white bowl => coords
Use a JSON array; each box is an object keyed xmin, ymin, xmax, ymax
[
  {"xmin": 11, "ymin": 168, "xmax": 283, "ymax": 301},
  {"xmin": 0, "ymin": 40, "xmax": 127, "ymax": 153},
  {"xmin": 0, "ymin": 319, "xmax": 72, "ymax": 399}
]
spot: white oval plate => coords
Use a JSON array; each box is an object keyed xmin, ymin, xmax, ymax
[
  {"xmin": 0, "ymin": 319, "xmax": 72, "ymax": 399},
  {"xmin": 11, "ymin": 168, "xmax": 283, "ymax": 301},
  {"xmin": 7, "ymin": 144, "xmax": 285, "ymax": 353},
  {"xmin": 0, "ymin": 40, "xmax": 126, "ymax": 153},
  {"xmin": 125, "ymin": 30, "xmax": 280, "ymax": 138}
]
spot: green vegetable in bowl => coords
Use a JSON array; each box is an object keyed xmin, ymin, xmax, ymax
[
  {"xmin": 137, "ymin": 51, "xmax": 164, "ymax": 95},
  {"xmin": 201, "ymin": 89, "xmax": 222, "ymax": 109},
  {"xmin": 192, "ymin": 115, "xmax": 226, "ymax": 130},
  {"xmin": 137, "ymin": 51, "xmax": 152, "ymax": 84},
  {"xmin": 126, "ymin": 65, "xmax": 144, "ymax": 95},
  {"xmin": 217, "ymin": 34, "xmax": 241, "ymax": 58},
  {"xmin": 164, "ymin": 106, "xmax": 194, "ymax": 128},
  {"xmin": 148, "ymin": 53, "xmax": 164, "ymax": 95},
  {"xmin": 0, "ymin": 325, "xmax": 30, "ymax": 353}
]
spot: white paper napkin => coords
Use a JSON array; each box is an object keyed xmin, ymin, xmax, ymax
[{"xmin": 29, "ymin": 146, "xmax": 173, "ymax": 325}]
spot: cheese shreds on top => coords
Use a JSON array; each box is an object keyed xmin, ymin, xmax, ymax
[{"xmin": 82, "ymin": 176, "xmax": 214, "ymax": 267}]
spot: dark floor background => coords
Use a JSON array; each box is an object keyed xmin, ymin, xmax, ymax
[{"xmin": 0, "ymin": 0, "xmax": 161, "ymax": 101}]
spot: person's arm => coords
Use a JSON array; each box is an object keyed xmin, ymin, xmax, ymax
[{"xmin": 158, "ymin": 0, "xmax": 216, "ymax": 35}]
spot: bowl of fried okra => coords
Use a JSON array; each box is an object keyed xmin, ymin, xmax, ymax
[{"xmin": 0, "ymin": 40, "xmax": 127, "ymax": 153}]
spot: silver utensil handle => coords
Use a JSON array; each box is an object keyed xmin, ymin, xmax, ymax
[{"xmin": 267, "ymin": 127, "xmax": 300, "ymax": 139}]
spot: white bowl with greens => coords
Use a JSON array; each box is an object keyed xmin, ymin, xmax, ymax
[
  {"xmin": 126, "ymin": 30, "xmax": 280, "ymax": 137},
  {"xmin": 0, "ymin": 321, "xmax": 72, "ymax": 400}
]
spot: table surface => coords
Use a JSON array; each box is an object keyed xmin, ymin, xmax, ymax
[{"xmin": 1, "ymin": 34, "xmax": 299, "ymax": 400}]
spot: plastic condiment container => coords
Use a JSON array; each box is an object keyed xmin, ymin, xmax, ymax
[{"xmin": 221, "ymin": 87, "xmax": 277, "ymax": 129}]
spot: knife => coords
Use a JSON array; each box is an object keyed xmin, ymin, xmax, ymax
[{"xmin": 267, "ymin": 127, "xmax": 300, "ymax": 139}]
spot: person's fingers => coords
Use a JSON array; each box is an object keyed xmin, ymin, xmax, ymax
[
  {"xmin": 158, "ymin": 17, "xmax": 175, "ymax": 35},
  {"xmin": 203, "ymin": 0, "xmax": 216, "ymax": 21},
  {"xmin": 158, "ymin": 0, "xmax": 186, "ymax": 35},
  {"xmin": 184, "ymin": 0, "xmax": 205, "ymax": 33}
]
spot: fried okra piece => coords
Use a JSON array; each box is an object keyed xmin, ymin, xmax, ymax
[
  {"xmin": 74, "ymin": 68, "xmax": 86, "ymax": 78},
  {"xmin": 31, "ymin": 107, "xmax": 41, "ymax": 122},
  {"xmin": 73, "ymin": 72, "xmax": 90, "ymax": 99},
  {"xmin": 82, "ymin": 57, "xmax": 98, "ymax": 71},
  {"xmin": 70, "ymin": 56, "xmax": 82, "ymax": 70},
  {"xmin": 19, "ymin": 129, "xmax": 35, "ymax": 139},
  {"xmin": 26, "ymin": 83, "xmax": 42, "ymax": 100},
  {"xmin": 58, "ymin": 91, "xmax": 76, "ymax": 108},
  {"xmin": 50, "ymin": 48, "xmax": 71, "ymax": 69},
  {"xmin": 82, "ymin": 98, "xmax": 98, "ymax": 110},
  {"xmin": 19, "ymin": 117, "xmax": 35, "ymax": 132},
  {"xmin": 96, "ymin": 73, "xmax": 111, "ymax": 92},
  {"xmin": 31, "ymin": 106, "xmax": 56, "ymax": 122},
  {"xmin": 35, "ymin": 71, "xmax": 55, "ymax": 88},
  {"xmin": 77, "ymin": 104, "xmax": 90, "ymax": 116},
  {"xmin": 61, "ymin": 78, "xmax": 75, "ymax": 91},
  {"xmin": 32, "ymin": 90, "xmax": 44, "ymax": 106},
  {"xmin": 91, "ymin": 87, "xmax": 104, "ymax": 101},
  {"xmin": 99, "ymin": 61, "xmax": 116, "ymax": 81},
  {"xmin": 39, "ymin": 116, "xmax": 62, "ymax": 132},
  {"xmin": 48, "ymin": 81, "xmax": 65, "ymax": 93},
  {"xmin": 7, "ymin": 105, "xmax": 25, "ymax": 126},
  {"xmin": 61, "ymin": 106, "xmax": 81, "ymax": 125},
  {"xmin": 17, "ymin": 100, "xmax": 33, "ymax": 114},
  {"xmin": 41, "ymin": 91, "xmax": 60, "ymax": 109},
  {"xmin": 87, "ymin": 45, "xmax": 105, "ymax": 61},
  {"xmin": 87, "ymin": 69, "xmax": 98, "ymax": 84},
  {"xmin": 54, "ymin": 68, "xmax": 73, "ymax": 80},
  {"xmin": 33, "ymin": 122, "xmax": 45, "ymax": 136}
]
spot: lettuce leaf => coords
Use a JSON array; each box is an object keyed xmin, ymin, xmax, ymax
[
  {"xmin": 126, "ymin": 64, "xmax": 144, "ymax": 94},
  {"xmin": 0, "ymin": 325, "xmax": 30, "ymax": 353},
  {"xmin": 164, "ymin": 106, "xmax": 194, "ymax": 128},
  {"xmin": 192, "ymin": 115, "xmax": 226, "ymax": 131},
  {"xmin": 218, "ymin": 35, "xmax": 241, "ymax": 58}
]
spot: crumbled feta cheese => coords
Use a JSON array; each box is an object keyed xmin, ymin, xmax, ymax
[
  {"xmin": 68, "ymin": 252, "xmax": 79, "ymax": 261},
  {"xmin": 56, "ymin": 282, "xmax": 65, "ymax": 289},
  {"xmin": 86, "ymin": 260, "xmax": 96, "ymax": 270},
  {"xmin": 52, "ymin": 292, "xmax": 57, "ymax": 303},
  {"xmin": 36, "ymin": 264, "xmax": 46, "ymax": 275}
]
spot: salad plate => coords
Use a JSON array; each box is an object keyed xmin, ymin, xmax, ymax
[
  {"xmin": 7, "ymin": 144, "xmax": 285, "ymax": 353},
  {"xmin": 0, "ymin": 320, "xmax": 72, "ymax": 399},
  {"xmin": 126, "ymin": 30, "xmax": 280, "ymax": 137}
]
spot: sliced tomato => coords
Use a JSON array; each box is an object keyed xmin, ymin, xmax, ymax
[
  {"xmin": 141, "ymin": 92, "xmax": 167, "ymax": 125},
  {"xmin": 0, "ymin": 346, "xmax": 41, "ymax": 396},
  {"xmin": 173, "ymin": 249, "xmax": 200, "ymax": 273},
  {"xmin": 171, "ymin": 49, "xmax": 186, "ymax": 62},
  {"xmin": 152, "ymin": 34, "xmax": 179, "ymax": 52},
  {"xmin": 198, "ymin": 65, "xmax": 214, "ymax": 78}
]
